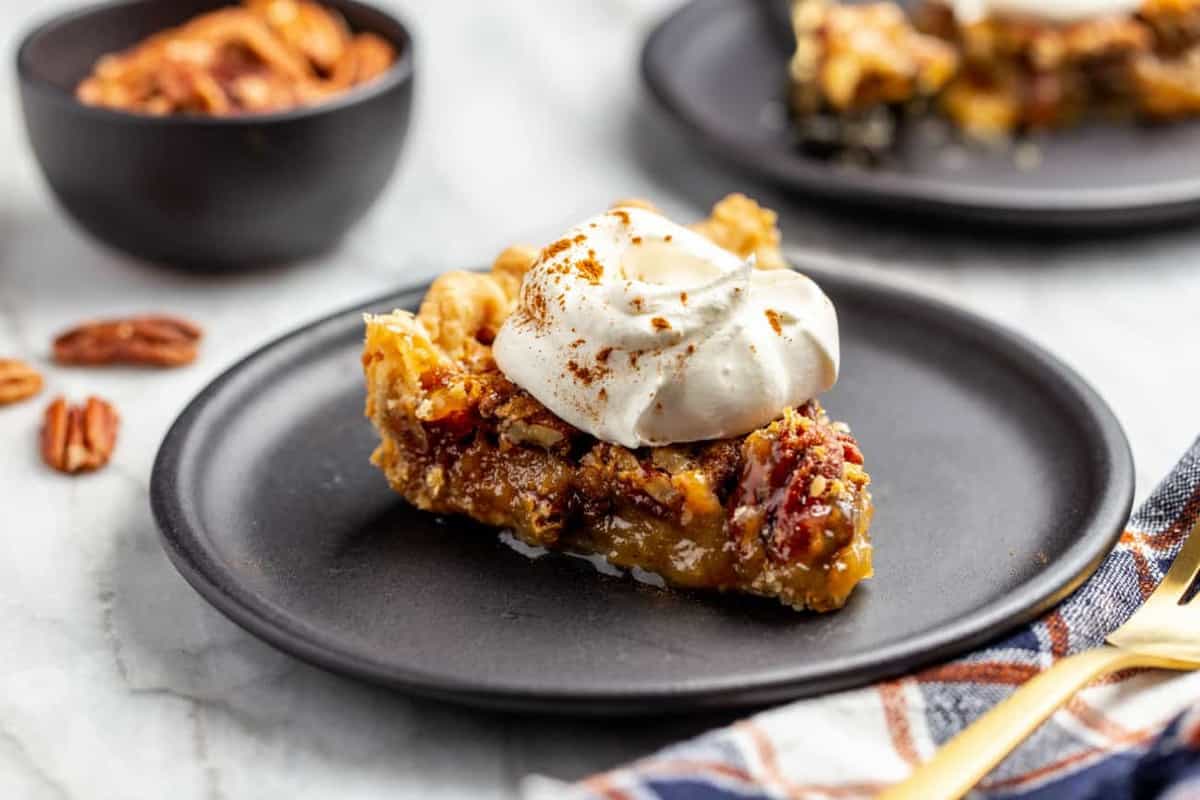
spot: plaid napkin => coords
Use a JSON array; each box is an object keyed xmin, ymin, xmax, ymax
[{"xmin": 535, "ymin": 436, "xmax": 1200, "ymax": 800}]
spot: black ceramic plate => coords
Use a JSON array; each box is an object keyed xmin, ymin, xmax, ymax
[
  {"xmin": 642, "ymin": 0, "xmax": 1200, "ymax": 227},
  {"xmin": 151, "ymin": 266, "xmax": 1133, "ymax": 714}
]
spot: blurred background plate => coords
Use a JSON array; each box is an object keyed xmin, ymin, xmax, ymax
[
  {"xmin": 642, "ymin": 0, "xmax": 1200, "ymax": 228},
  {"xmin": 150, "ymin": 265, "xmax": 1133, "ymax": 714}
]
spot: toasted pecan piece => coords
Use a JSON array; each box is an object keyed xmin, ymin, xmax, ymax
[
  {"xmin": 53, "ymin": 315, "xmax": 203, "ymax": 368},
  {"xmin": 0, "ymin": 359, "xmax": 44, "ymax": 405},
  {"xmin": 41, "ymin": 396, "xmax": 120, "ymax": 474},
  {"xmin": 248, "ymin": 0, "xmax": 351, "ymax": 74}
]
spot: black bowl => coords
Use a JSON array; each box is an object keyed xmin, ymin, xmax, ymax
[{"xmin": 16, "ymin": 0, "xmax": 414, "ymax": 270}]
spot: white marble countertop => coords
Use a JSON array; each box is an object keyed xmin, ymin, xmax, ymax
[{"xmin": 2, "ymin": 1, "xmax": 1200, "ymax": 797}]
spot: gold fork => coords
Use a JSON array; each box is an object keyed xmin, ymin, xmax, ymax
[{"xmin": 881, "ymin": 515, "xmax": 1200, "ymax": 800}]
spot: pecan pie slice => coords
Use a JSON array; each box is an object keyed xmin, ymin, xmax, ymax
[
  {"xmin": 788, "ymin": 0, "xmax": 1200, "ymax": 147},
  {"xmin": 362, "ymin": 195, "xmax": 873, "ymax": 611},
  {"xmin": 789, "ymin": 0, "xmax": 959, "ymax": 154}
]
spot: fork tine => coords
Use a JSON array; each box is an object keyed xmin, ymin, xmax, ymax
[{"xmin": 1149, "ymin": 515, "xmax": 1200, "ymax": 606}]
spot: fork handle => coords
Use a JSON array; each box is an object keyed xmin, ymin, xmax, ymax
[{"xmin": 878, "ymin": 646, "xmax": 1196, "ymax": 800}]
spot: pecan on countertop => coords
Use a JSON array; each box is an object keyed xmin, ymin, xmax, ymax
[
  {"xmin": 0, "ymin": 359, "xmax": 44, "ymax": 405},
  {"xmin": 53, "ymin": 315, "xmax": 203, "ymax": 367},
  {"xmin": 41, "ymin": 396, "xmax": 120, "ymax": 474}
]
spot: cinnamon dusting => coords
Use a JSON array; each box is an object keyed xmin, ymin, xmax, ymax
[
  {"xmin": 566, "ymin": 359, "xmax": 609, "ymax": 386},
  {"xmin": 541, "ymin": 238, "xmax": 573, "ymax": 260},
  {"xmin": 524, "ymin": 284, "xmax": 549, "ymax": 326},
  {"xmin": 576, "ymin": 258, "xmax": 604, "ymax": 283},
  {"xmin": 765, "ymin": 309, "xmax": 783, "ymax": 336}
]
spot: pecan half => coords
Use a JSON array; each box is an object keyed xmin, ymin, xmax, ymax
[
  {"xmin": 41, "ymin": 396, "xmax": 120, "ymax": 474},
  {"xmin": 53, "ymin": 315, "xmax": 203, "ymax": 367},
  {"xmin": 0, "ymin": 359, "xmax": 44, "ymax": 405}
]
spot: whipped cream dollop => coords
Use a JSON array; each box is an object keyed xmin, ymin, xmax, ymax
[
  {"xmin": 491, "ymin": 208, "xmax": 839, "ymax": 448},
  {"xmin": 948, "ymin": 0, "xmax": 1140, "ymax": 24}
]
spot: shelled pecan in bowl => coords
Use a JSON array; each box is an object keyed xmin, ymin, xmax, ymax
[
  {"xmin": 75, "ymin": 0, "xmax": 398, "ymax": 117},
  {"xmin": 0, "ymin": 359, "xmax": 43, "ymax": 405},
  {"xmin": 41, "ymin": 396, "xmax": 120, "ymax": 474},
  {"xmin": 53, "ymin": 315, "xmax": 203, "ymax": 367}
]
